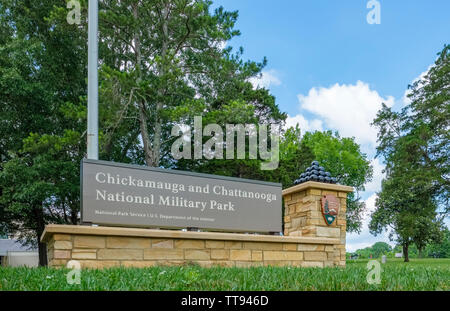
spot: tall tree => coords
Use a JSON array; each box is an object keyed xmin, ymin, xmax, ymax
[
  {"xmin": 371, "ymin": 242, "xmax": 392, "ymax": 258},
  {"xmin": 97, "ymin": 0, "xmax": 285, "ymax": 168},
  {"xmin": 0, "ymin": 0, "xmax": 88, "ymax": 265},
  {"xmin": 370, "ymin": 45, "xmax": 449, "ymax": 262}
]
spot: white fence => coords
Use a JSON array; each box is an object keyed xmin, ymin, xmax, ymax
[{"xmin": 6, "ymin": 251, "xmax": 39, "ymax": 267}]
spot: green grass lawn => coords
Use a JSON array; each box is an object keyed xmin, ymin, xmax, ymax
[{"xmin": 0, "ymin": 258, "xmax": 449, "ymax": 291}]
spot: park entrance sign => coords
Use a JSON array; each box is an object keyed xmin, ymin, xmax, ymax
[
  {"xmin": 44, "ymin": 161, "xmax": 353, "ymax": 268},
  {"xmin": 81, "ymin": 159, "xmax": 282, "ymax": 233}
]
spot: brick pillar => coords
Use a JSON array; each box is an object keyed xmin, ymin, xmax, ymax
[{"xmin": 282, "ymin": 181, "xmax": 353, "ymax": 266}]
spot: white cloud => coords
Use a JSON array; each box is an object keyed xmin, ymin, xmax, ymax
[
  {"xmin": 284, "ymin": 114, "xmax": 323, "ymax": 133},
  {"xmin": 297, "ymin": 81, "xmax": 395, "ymax": 148},
  {"xmin": 364, "ymin": 157, "xmax": 385, "ymax": 193},
  {"xmin": 216, "ymin": 40, "xmax": 228, "ymax": 51},
  {"xmin": 249, "ymin": 70, "xmax": 281, "ymax": 89},
  {"xmin": 363, "ymin": 193, "xmax": 378, "ymax": 220}
]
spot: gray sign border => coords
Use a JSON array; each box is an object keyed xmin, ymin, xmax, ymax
[{"xmin": 81, "ymin": 159, "xmax": 282, "ymax": 232}]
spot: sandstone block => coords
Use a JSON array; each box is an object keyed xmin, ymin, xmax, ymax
[
  {"xmin": 291, "ymin": 193, "xmax": 302, "ymax": 201},
  {"xmin": 316, "ymin": 226, "xmax": 340, "ymax": 238},
  {"xmin": 304, "ymin": 251, "xmax": 327, "ymax": 261},
  {"xmin": 306, "ymin": 218, "xmax": 322, "ymax": 226},
  {"xmin": 325, "ymin": 245, "xmax": 334, "ymax": 252},
  {"xmin": 72, "ymin": 249, "xmax": 97, "ymax": 260},
  {"xmin": 288, "ymin": 206, "xmax": 296, "ymax": 214},
  {"xmin": 243, "ymin": 242, "xmax": 282, "ymax": 251},
  {"xmin": 230, "ymin": 249, "xmax": 251, "ymax": 261},
  {"xmin": 302, "ymin": 195, "xmax": 315, "ymax": 203},
  {"xmin": 185, "ymin": 249, "xmax": 210, "ymax": 260},
  {"xmin": 297, "ymin": 244, "xmax": 322, "ymax": 251},
  {"xmin": 211, "ymin": 249, "xmax": 229, "ymax": 260},
  {"xmin": 106, "ymin": 237, "xmax": 150, "ymax": 249},
  {"xmin": 291, "ymin": 217, "xmax": 306, "ymax": 229},
  {"xmin": 338, "ymin": 192, "xmax": 347, "ymax": 198},
  {"xmin": 53, "ymin": 241, "xmax": 73, "ymax": 250},
  {"xmin": 53, "ymin": 234, "xmax": 72, "ymax": 241},
  {"xmin": 295, "ymin": 205, "xmax": 309, "ymax": 213},
  {"xmin": 288, "ymin": 230, "xmax": 302, "ymax": 237},
  {"xmin": 144, "ymin": 249, "xmax": 184, "ymax": 260},
  {"xmin": 152, "ymin": 239, "xmax": 174, "ymax": 249},
  {"xmin": 53, "ymin": 250, "xmax": 71, "ymax": 259},
  {"xmin": 327, "ymin": 252, "xmax": 335, "ymax": 260},
  {"xmin": 74, "ymin": 236, "xmax": 105, "ymax": 249},
  {"xmin": 224, "ymin": 241, "xmax": 242, "ymax": 249},
  {"xmin": 301, "ymin": 228, "xmax": 316, "ymax": 236},
  {"xmin": 252, "ymin": 250, "xmax": 263, "ymax": 261},
  {"xmin": 263, "ymin": 251, "xmax": 303, "ymax": 261},
  {"xmin": 205, "ymin": 241, "xmax": 225, "ymax": 249},
  {"xmin": 322, "ymin": 190, "xmax": 338, "ymax": 196},
  {"xmin": 306, "ymin": 189, "xmax": 321, "ymax": 196},
  {"xmin": 175, "ymin": 239, "xmax": 205, "ymax": 249},
  {"xmin": 283, "ymin": 244, "xmax": 297, "ymax": 251},
  {"xmin": 97, "ymin": 249, "xmax": 143, "ymax": 260}
]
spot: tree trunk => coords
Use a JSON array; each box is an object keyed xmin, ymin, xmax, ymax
[
  {"xmin": 133, "ymin": 3, "xmax": 157, "ymax": 167},
  {"xmin": 138, "ymin": 100, "xmax": 153, "ymax": 166},
  {"xmin": 152, "ymin": 4, "xmax": 169, "ymax": 168},
  {"xmin": 153, "ymin": 102, "xmax": 162, "ymax": 167},
  {"xmin": 34, "ymin": 205, "xmax": 47, "ymax": 266},
  {"xmin": 70, "ymin": 204, "xmax": 78, "ymax": 225},
  {"xmin": 403, "ymin": 243, "xmax": 409, "ymax": 262},
  {"xmin": 418, "ymin": 248, "xmax": 424, "ymax": 258},
  {"xmin": 37, "ymin": 238, "xmax": 47, "ymax": 267}
]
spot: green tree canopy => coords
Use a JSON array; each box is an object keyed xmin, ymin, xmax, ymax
[
  {"xmin": 298, "ymin": 130, "xmax": 372, "ymax": 233},
  {"xmin": 0, "ymin": 0, "xmax": 285, "ymax": 265},
  {"xmin": 354, "ymin": 241, "xmax": 392, "ymax": 259},
  {"xmin": 97, "ymin": 0, "xmax": 285, "ymax": 168},
  {"xmin": 370, "ymin": 45, "xmax": 449, "ymax": 262},
  {"xmin": 0, "ymin": 0, "xmax": 88, "ymax": 265},
  {"xmin": 371, "ymin": 242, "xmax": 392, "ymax": 258}
]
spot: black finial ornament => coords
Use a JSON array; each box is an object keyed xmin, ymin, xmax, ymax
[{"xmin": 293, "ymin": 161, "xmax": 337, "ymax": 185}]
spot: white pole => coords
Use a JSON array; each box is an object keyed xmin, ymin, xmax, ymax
[{"xmin": 87, "ymin": 0, "xmax": 99, "ymax": 160}]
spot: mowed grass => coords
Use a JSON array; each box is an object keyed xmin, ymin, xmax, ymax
[{"xmin": 0, "ymin": 258, "xmax": 448, "ymax": 291}]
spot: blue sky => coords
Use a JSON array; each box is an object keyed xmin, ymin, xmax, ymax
[{"xmin": 213, "ymin": 0, "xmax": 450, "ymax": 252}]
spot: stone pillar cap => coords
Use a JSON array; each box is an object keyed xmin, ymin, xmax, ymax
[{"xmin": 282, "ymin": 181, "xmax": 353, "ymax": 196}]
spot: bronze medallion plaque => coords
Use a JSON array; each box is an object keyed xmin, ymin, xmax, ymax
[{"xmin": 321, "ymin": 194, "xmax": 340, "ymax": 226}]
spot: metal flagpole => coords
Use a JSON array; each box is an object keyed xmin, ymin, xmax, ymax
[{"xmin": 87, "ymin": 0, "xmax": 99, "ymax": 160}]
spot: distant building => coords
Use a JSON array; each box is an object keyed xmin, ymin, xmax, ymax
[
  {"xmin": 0, "ymin": 239, "xmax": 38, "ymax": 267},
  {"xmin": 394, "ymin": 252, "xmax": 403, "ymax": 258}
]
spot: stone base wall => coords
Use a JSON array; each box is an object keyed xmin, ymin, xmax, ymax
[{"xmin": 42, "ymin": 225, "xmax": 342, "ymax": 269}]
